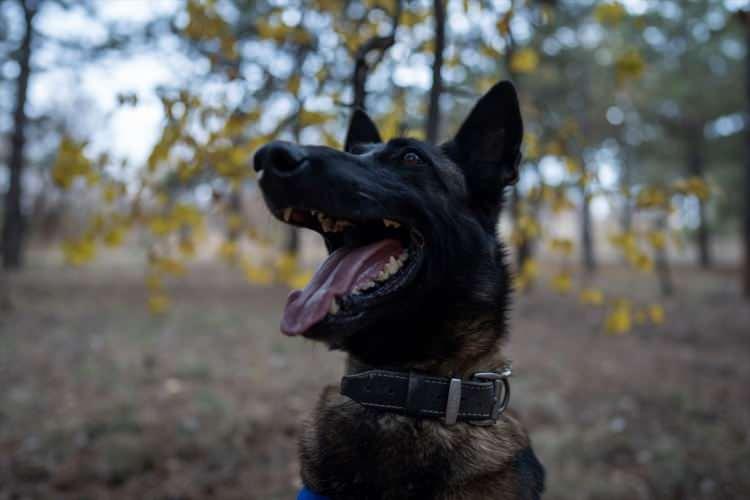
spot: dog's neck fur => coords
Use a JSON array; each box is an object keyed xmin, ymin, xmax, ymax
[{"xmin": 345, "ymin": 318, "xmax": 508, "ymax": 379}]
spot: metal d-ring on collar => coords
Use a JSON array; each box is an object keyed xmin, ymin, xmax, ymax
[
  {"xmin": 445, "ymin": 367, "xmax": 511, "ymax": 426},
  {"xmin": 467, "ymin": 367, "xmax": 512, "ymax": 426}
]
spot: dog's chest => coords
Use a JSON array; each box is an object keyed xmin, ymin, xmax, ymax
[{"xmin": 298, "ymin": 389, "xmax": 451, "ymax": 498}]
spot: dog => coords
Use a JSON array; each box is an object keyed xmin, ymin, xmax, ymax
[{"xmin": 253, "ymin": 80, "xmax": 545, "ymax": 499}]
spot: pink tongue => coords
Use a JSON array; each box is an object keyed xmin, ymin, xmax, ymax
[{"xmin": 281, "ymin": 239, "xmax": 403, "ymax": 336}]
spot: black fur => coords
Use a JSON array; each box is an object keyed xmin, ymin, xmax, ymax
[{"xmin": 512, "ymin": 447, "xmax": 546, "ymax": 500}]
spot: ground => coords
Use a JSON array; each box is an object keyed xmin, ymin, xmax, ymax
[{"xmin": 1, "ymin": 260, "xmax": 749, "ymax": 500}]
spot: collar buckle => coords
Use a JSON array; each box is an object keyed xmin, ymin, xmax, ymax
[{"xmin": 469, "ymin": 368, "xmax": 512, "ymax": 426}]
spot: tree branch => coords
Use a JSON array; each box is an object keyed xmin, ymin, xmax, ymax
[{"xmin": 351, "ymin": 0, "xmax": 403, "ymax": 111}]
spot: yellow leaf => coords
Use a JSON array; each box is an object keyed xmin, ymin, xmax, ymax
[
  {"xmin": 631, "ymin": 253, "xmax": 653, "ymax": 272},
  {"xmin": 179, "ymin": 238, "xmax": 196, "ymax": 257},
  {"xmin": 275, "ymin": 252, "xmax": 298, "ymax": 280},
  {"xmin": 299, "ymin": 110, "xmax": 334, "ymax": 127},
  {"xmin": 102, "ymin": 182, "xmax": 122, "ymax": 203},
  {"xmin": 636, "ymin": 187, "xmax": 668, "ymax": 209},
  {"xmin": 605, "ymin": 300, "xmax": 631, "ymax": 334},
  {"xmin": 609, "ymin": 232, "xmax": 637, "ymax": 252},
  {"xmin": 514, "ymin": 258, "xmax": 538, "ymax": 291},
  {"xmin": 545, "ymin": 141, "xmax": 564, "ymax": 156},
  {"xmin": 579, "ymin": 288, "xmax": 604, "ymax": 305},
  {"xmin": 551, "ymin": 272, "xmax": 572, "ymax": 295},
  {"xmin": 564, "ymin": 158, "xmax": 581, "ymax": 175},
  {"xmin": 594, "ymin": 2, "xmax": 626, "ymax": 26},
  {"xmin": 288, "ymin": 75, "xmax": 301, "ymax": 95},
  {"xmin": 520, "ymin": 258, "xmax": 538, "ymax": 280},
  {"xmin": 496, "ymin": 9, "xmax": 513, "ymax": 37},
  {"xmin": 218, "ymin": 241, "xmax": 238, "ymax": 262},
  {"xmin": 673, "ymin": 177, "xmax": 709, "ymax": 200},
  {"xmin": 243, "ymin": 261, "xmax": 274, "ymax": 285},
  {"xmin": 647, "ymin": 231, "xmax": 666, "ymax": 250},
  {"xmin": 146, "ymin": 273, "xmax": 163, "ymax": 292},
  {"xmin": 152, "ymin": 257, "xmax": 186, "ymax": 277},
  {"xmin": 286, "ymin": 270, "xmax": 312, "ymax": 289},
  {"xmin": 227, "ymin": 213, "xmax": 243, "ymax": 232},
  {"xmin": 149, "ymin": 216, "xmax": 176, "ymax": 236},
  {"xmin": 524, "ymin": 132, "xmax": 540, "ymax": 160},
  {"xmin": 551, "ymin": 192, "xmax": 575, "ymax": 214},
  {"xmin": 510, "ymin": 48, "xmax": 539, "ymax": 74},
  {"xmin": 172, "ymin": 203, "xmax": 203, "ymax": 228},
  {"xmin": 103, "ymin": 227, "xmax": 125, "ymax": 247},
  {"xmin": 52, "ymin": 136, "xmax": 93, "ymax": 190},
  {"xmin": 148, "ymin": 294, "xmax": 170, "ymax": 315},
  {"xmin": 615, "ymin": 50, "xmax": 645, "ymax": 83},
  {"xmin": 648, "ymin": 304, "xmax": 665, "ymax": 325},
  {"xmin": 61, "ymin": 238, "xmax": 97, "ymax": 266},
  {"xmin": 549, "ymin": 238, "xmax": 574, "ymax": 256}
]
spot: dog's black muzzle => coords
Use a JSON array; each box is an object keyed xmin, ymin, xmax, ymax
[{"xmin": 253, "ymin": 140, "xmax": 366, "ymax": 218}]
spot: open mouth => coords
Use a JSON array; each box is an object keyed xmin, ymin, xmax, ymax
[{"xmin": 272, "ymin": 207, "xmax": 424, "ymax": 336}]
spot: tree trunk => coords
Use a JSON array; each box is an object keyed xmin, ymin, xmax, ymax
[
  {"xmin": 285, "ymin": 226, "xmax": 300, "ymax": 255},
  {"xmin": 655, "ymin": 214, "xmax": 673, "ymax": 297},
  {"xmin": 425, "ymin": 0, "xmax": 445, "ymax": 143},
  {"xmin": 687, "ymin": 130, "xmax": 711, "ymax": 269},
  {"xmin": 2, "ymin": 2, "xmax": 36, "ymax": 270},
  {"xmin": 577, "ymin": 63, "xmax": 596, "ymax": 273},
  {"xmin": 743, "ymin": 12, "xmax": 750, "ymax": 298},
  {"xmin": 620, "ymin": 147, "xmax": 633, "ymax": 233},
  {"xmin": 510, "ymin": 185, "xmax": 530, "ymax": 270},
  {"xmin": 581, "ymin": 190, "xmax": 595, "ymax": 272},
  {"xmin": 350, "ymin": 1, "xmax": 401, "ymax": 111}
]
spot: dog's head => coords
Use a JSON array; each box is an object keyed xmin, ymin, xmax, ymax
[{"xmin": 254, "ymin": 81, "xmax": 522, "ymax": 367}]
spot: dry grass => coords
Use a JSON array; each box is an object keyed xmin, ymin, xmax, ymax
[{"xmin": 1, "ymin": 261, "xmax": 749, "ymax": 499}]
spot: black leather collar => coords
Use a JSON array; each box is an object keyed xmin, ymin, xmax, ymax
[{"xmin": 340, "ymin": 367, "xmax": 511, "ymax": 425}]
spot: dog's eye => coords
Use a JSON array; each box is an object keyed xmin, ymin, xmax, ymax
[{"xmin": 402, "ymin": 151, "xmax": 423, "ymax": 166}]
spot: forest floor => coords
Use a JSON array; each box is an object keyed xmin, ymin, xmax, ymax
[{"xmin": 1, "ymin": 259, "xmax": 749, "ymax": 500}]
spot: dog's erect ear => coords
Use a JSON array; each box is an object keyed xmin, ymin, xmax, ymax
[
  {"xmin": 345, "ymin": 109, "xmax": 382, "ymax": 152},
  {"xmin": 442, "ymin": 81, "xmax": 523, "ymax": 214}
]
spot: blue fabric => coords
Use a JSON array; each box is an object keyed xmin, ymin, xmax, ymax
[{"xmin": 297, "ymin": 486, "xmax": 330, "ymax": 500}]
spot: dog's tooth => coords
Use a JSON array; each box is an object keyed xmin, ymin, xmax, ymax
[
  {"xmin": 334, "ymin": 220, "xmax": 352, "ymax": 232},
  {"xmin": 383, "ymin": 219, "xmax": 400, "ymax": 228},
  {"xmin": 329, "ymin": 299, "xmax": 339, "ymax": 315},
  {"xmin": 282, "ymin": 208, "xmax": 293, "ymax": 222},
  {"xmin": 256, "ymin": 169, "xmax": 264, "ymax": 181}
]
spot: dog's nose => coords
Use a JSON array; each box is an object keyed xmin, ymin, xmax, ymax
[{"xmin": 253, "ymin": 141, "xmax": 309, "ymax": 177}]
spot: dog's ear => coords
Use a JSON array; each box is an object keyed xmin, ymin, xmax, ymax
[
  {"xmin": 442, "ymin": 81, "xmax": 523, "ymax": 215},
  {"xmin": 345, "ymin": 109, "xmax": 382, "ymax": 152}
]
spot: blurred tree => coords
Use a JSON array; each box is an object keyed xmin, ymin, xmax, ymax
[
  {"xmin": 425, "ymin": 0, "xmax": 445, "ymax": 142},
  {"xmin": 1, "ymin": 0, "xmax": 37, "ymax": 269},
  {"xmin": 1, "ymin": 0, "xmax": 131, "ymax": 269},
  {"xmin": 742, "ymin": 9, "xmax": 750, "ymax": 298},
  {"xmin": 632, "ymin": 0, "xmax": 744, "ymax": 270}
]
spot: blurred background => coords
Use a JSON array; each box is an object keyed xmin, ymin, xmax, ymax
[{"xmin": 1, "ymin": 0, "xmax": 749, "ymax": 498}]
